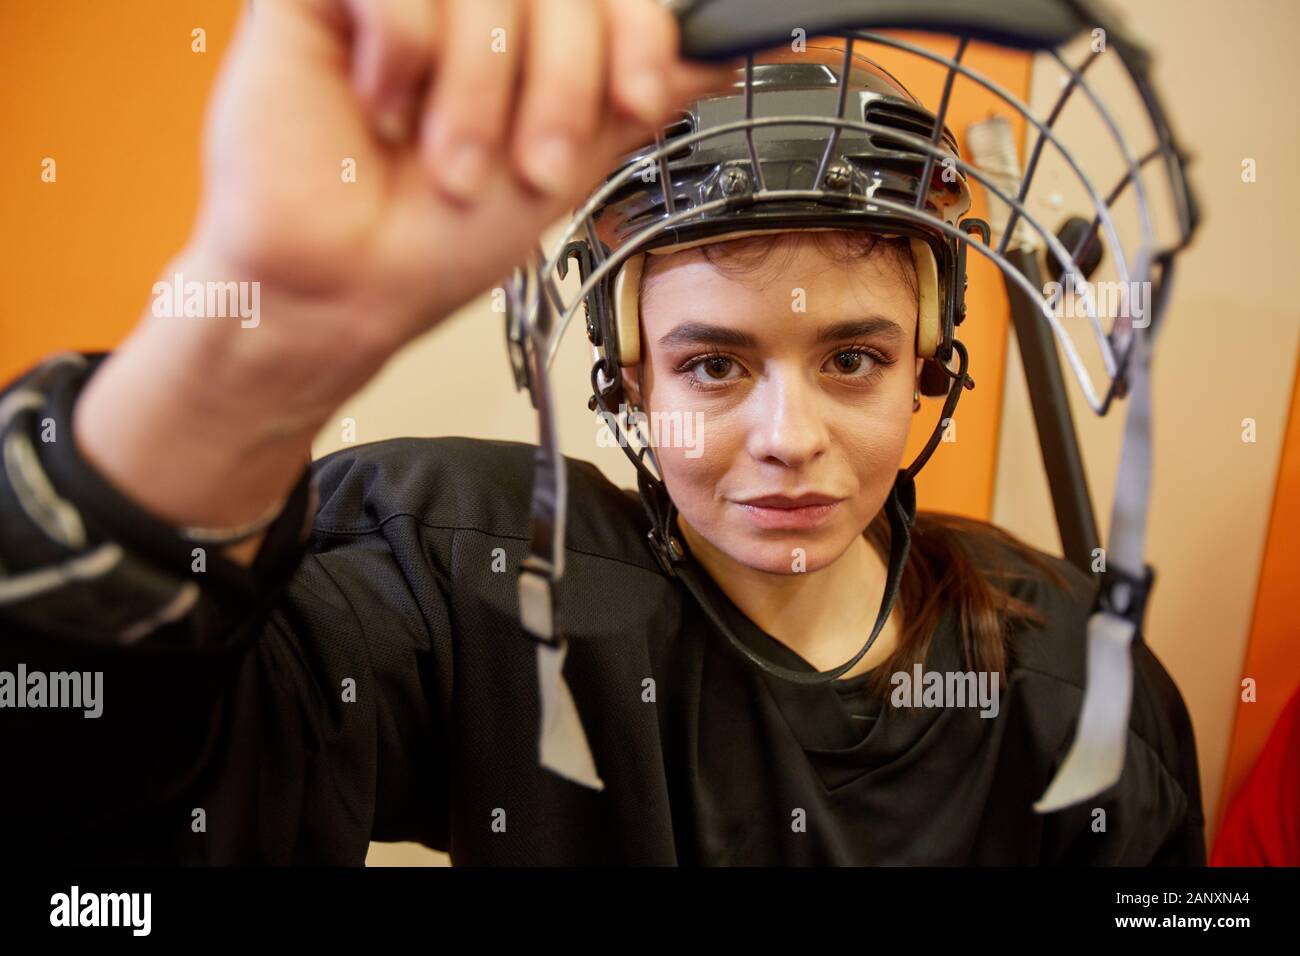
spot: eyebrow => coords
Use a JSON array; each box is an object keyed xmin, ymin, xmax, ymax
[{"xmin": 656, "ymin": 317, "xmax": 908, "ymax": 351}]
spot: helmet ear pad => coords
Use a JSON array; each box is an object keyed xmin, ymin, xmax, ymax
[
  {"xmin": 910, "ymin": 238, "xmax": 941, "ymax": 360},
  {"xmin": 609, "ymin": 232, "xmax": 947, "ymax": 380},
  {"xmin": 910, "ymin": 237, "xmax": 961, "ymax": 397},
  {"xmin": 613, "ymin": 252, "xmax": 645, "ymax": 367}
]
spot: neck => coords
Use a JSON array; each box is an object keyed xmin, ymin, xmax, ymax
[{"xmin": 676, "ymin": 515, "xmax": 902, "ymax": 679}]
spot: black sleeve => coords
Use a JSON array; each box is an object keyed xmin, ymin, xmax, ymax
[
  {"xmin": 0, "ymin": 353, "xmax": 453, "ymax": 864},
  {"xmin": 980, "ymin": 535, "xmax": 1208, "ymax": 868},
  {"xmin": 1134, "ymin": 640, "xmax": 1207, "ymax": 865},
  {"xmin": 1039, "ymin": 638, "xmax": 1207, "ymax": 866}
]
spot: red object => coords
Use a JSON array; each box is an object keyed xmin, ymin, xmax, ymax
[{"xmin": 1212, "ymin": 686, "xmax": 1300, "ymax": 866}]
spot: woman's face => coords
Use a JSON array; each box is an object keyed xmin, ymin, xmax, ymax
[{"xmin": 625, "ymin": 233, "xmax": 923, "ymax": 576}]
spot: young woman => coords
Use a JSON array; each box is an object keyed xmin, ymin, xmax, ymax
[{"xmin": 0, "ymin": 0, "xmax": 1203, "ymax": 865}]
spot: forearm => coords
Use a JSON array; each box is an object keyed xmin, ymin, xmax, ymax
[{"xmin": 71, "ymin": 249, "xmax": 388, "ymax": 565}]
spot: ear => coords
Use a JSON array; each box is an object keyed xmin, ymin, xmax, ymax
[{"xmin": 914, "ymin": 356, "xmax": 924, "ymax": 382}]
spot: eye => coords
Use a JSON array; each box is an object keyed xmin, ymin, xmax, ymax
[
  {"xmin": 695, "ymin": 355, "xmax": 738, "ymax": 381},
  {"xmin": 824, "ymin": 346, "xmax": 891, "ymax": 381},
  {"xmin": 679, "ymin": 353, "xmax": 744, "ymax": 389}
]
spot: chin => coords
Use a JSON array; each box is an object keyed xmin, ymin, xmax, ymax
[{"xmin": 710, "ymin": 515, "xmax": 857, "ymax": 576}]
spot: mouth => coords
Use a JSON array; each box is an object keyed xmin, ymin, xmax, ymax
[{"xmin": 731, "ymin": 493, "xmax": 845, "ymax": 531}]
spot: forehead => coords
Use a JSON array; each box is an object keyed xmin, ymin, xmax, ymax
[{"xmin": 638, "ymin": 234, "xmax": 919, "ymax": 331}]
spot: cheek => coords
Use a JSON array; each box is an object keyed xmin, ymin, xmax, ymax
[
  {"xmin": 829, "ymin": 375, "xmax": 918, "ymax": 515},
  {"xmin": 650, "ymin": 415, "xmax": 736, "ymax": 514},
  {"xmin": 844, "ymin": 378, "xmax": 915, "ymax": 457},
  {"xmin": 638, "ymin": 359, "xmax": 731, "ymax": 498},
  {"xmin": 835, "ymin": 420, "xmax": 910, "ymax": 519}
]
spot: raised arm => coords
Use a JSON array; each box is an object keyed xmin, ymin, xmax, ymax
[{"xmin": 0, "ymin": 0, "xmax": 733, "ymax": 862}]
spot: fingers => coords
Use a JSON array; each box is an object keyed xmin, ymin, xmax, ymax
[
  {"xmin": 511, "ymin": 0, "xmax": 605, "ymax": 196},
  {"xmin": 602, "ymin": 0, "xmax": 673, "ymax": 126},
  {"xmin": 419, "ymin": 0, "xmax": 525, "ymax": 201},
  {"xmin": 343, "ymin": 0, "xmax": 440, "ymax": 142},
  {"xmin": 335, "ymin": 0, "xmax": 740, "ymax": 206},
  {"xmin": 511, "ymin": 0, "xmax": 737, "ymax": 202},
  {"xmin": 606, "ymin": 0, "xmax": 741, "ymax": 120}
]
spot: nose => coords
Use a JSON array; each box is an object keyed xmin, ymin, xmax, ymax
[{"xmin": 744, "ymin": 366, "xmax": 829, "ymax": 468}]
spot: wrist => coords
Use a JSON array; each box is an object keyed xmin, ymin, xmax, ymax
[
  {"xmin": 72, "ymin": 252, "xmax": 353, "ymax": 533},
  {"xmin": 152, "ymin": 243, "xmax": 398, "ymax": 416},
  {"xmin": 71, "ymin": 341, "xmax": 311, "ymax": 535}
]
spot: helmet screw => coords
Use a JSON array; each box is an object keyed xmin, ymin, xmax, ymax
[
  {"xmin": 720, "ymin": 166, "xmax": 751, "ymax": 197},
  {"xmin": 823, "ymin": 161, "xmax": 853, "ymax": 191}
]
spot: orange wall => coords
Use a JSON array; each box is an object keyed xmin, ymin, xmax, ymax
[
  {"xmin": 1216, "ymin": 351, "xmax": 1300, "ymax": 841},
  {"xmin": 0, "ymin": 0, "xmax": 239, "ymax": 382},
  {"xmin": 869, "ymin": 34, "xmax": 1032, "ymax": 521}
]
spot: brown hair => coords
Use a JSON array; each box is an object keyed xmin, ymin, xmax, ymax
[
  {"xmin": 862, "ymin": 510, "xmax": 1076, "ymax": 698},
  {"xmin": 658, "ymin": 230, "xmax": 1080, "ymax": 693}
]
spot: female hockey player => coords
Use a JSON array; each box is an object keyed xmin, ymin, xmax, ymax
[{"xmin": 0, "ymin": 0, "xmax": 1203, "ymax": 865}]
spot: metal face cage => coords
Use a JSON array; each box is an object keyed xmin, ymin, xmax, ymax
[{"xmin": 503, "ymin": 0, "xmax": 1199, "ymax": 813}]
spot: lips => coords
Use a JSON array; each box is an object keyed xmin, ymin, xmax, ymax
[
  {"xmin": 737, "ymin": 493, "xmax": 842, "ymax": 509},
  {"xmin": 732, "ymin": 492, "xmax": 845, "ymax": 531}
]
